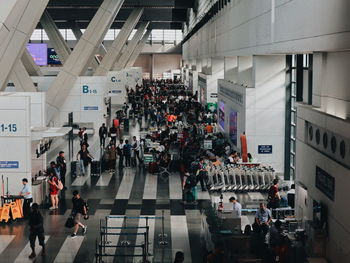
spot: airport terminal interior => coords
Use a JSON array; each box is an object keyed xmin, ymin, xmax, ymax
[{"xmin": 0, "ymin": 0, "xmax": 349, "ymax": 263}]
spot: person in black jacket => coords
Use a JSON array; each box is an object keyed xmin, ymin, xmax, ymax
[
  {"xmin": 99, "ymin": 123, "xmax": 108, "ymax": 148},
  {"xmin": 28, "ymin": 203, "xmax": 45, "ymax": 259},
  {"xmin": 56, "ymin": 151, "xmax": 66, "ymax": 189}
]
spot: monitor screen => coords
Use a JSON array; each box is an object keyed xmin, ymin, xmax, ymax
[
  {"xmin": 26, "ymin": 43, "xmax": 48, "ymax": 66},
  {"xmin": 47, "ymin": 48, "xmax": 62, "ymax": 65}
]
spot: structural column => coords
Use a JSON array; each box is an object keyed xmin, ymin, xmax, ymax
[
  {"xmin": 0, "ymin": 0, "xmax": 48, "ymax": 91},
  {"xmin": 21, "ymin": 49, "xmax": 43, "ymax": 76},
  {"xmin": 46, "ymin": 0, "xmax": 124, "ymax": 123},
  {"xmin": 70, "ymin": 22, "xmax": 106, "ymax": 70},
  {"xmin": 94, "ymin": 8, "xmax": 144, "ymax": 76},
  {"xmin": 125, "ymin": 29, "xmax": 151, "ymax": 68},
  {"xmin": 113, "ymin": 21, "xmax": 149, "ymax": 71},
  {"xmin": 11, "ymin": 60, "xmax": 37, "ymax": 92},
  {"xmin": 40, "ymin": 10, "xmax": 71, "ymax": 64}
]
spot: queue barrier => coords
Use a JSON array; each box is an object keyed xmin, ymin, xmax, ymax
[{"xmin": 96, "ymin": 213, "xmax": 169, "ymax": 262}]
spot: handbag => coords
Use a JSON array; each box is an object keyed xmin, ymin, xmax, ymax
[
  {"xmin": 57, "ymin": 180, "xmax": 63, "ymax": 190},
  {"xmin": 65, "ymin": 214, "xmax": 75, "ymax": 228}
]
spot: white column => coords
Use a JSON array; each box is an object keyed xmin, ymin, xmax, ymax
[
  {"xmin": 113, "ymin": 21, "xmax": 149, "ymax": 71},
  {"xmin": 21, "ymin": 49, "xmax": 43, "ymax": 76},
  {"xmin": 46, "ymin": 0, "xmax": 124, "ymax": 123},
  {"xmin": 40, "ymin": 10, "xmax": 71, "ymax": 64},
  {"xmin": 10, "ymin": 60, "xmax": 37, "ymax": 92},
  {"xmin": 70, "ymin": 22, "xmax": 106, "ymax": 69},
  {"xmin": 125, "ymin": 29, "xmax": 151, "ymax": 68},
  {"xmin": 0, "ymin": 0, "xmax": 48, "ymax": 91},
  {"xmin": 94, "ymin": 8, "xmax": 144, "ymax": 76}
]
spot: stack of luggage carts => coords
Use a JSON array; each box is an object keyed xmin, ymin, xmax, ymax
[{"xmin": 206, "ymin": 164, "xmax": 276, "ymax": 193}]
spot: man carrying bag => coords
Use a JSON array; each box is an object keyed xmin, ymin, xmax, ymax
[{"xmin": 65, "ymin": 190, "xmax": 88, "ymax": 238}]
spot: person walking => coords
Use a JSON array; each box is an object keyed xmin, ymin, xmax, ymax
[
  {"xmin": 76, "ymin": 144, "xmax": 94, "ymax": 176},
  {"xmin": 117, "ymin": 139, "xmax": 124, "ymax": 168},
  {"xmin": 71, "ymin": 190, "xmax": 88, "ymax": 238},
  {"xmin": 19, "ymin": 178, "xmax": 32, "ymax": 218},
  {"xmin": 123, "ymin": 140, "xmax": 132, "ymax": 167},
  {"xmin": 28, "ymin": 203, "xmax": 45, "ymax": 258},
  {"xmin": 99, "ymin": 123, "xmax": 108, "ymax": 148},
  {"xmin": 56, "ymin": 151, "xmax": 67, "ymax": 189}
]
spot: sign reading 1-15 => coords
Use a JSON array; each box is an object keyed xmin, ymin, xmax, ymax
[{"xmin": 0, "ymin": 124, "xmax": 17, "ymax": 132}]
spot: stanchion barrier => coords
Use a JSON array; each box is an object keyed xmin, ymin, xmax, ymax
[
  {"xmin": 95, "ymin": 244, "xmax": 147, "ymax": 263},
  {"xmin": 158, "ymin": 210, "xmax": 168, "ymax": 246}
]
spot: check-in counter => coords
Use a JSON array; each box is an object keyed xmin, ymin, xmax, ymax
[{"xmin": 32, "ymin": 176, "xmax": 48, "ymax": 205}]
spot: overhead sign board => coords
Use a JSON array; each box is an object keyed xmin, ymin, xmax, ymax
[
  {"xmin": 258, "ymin": 145, "xmax": 273, "ymax": 154},
  {"xmin": 0, "ymin": 161, "xmax": 19, "ymax": 169}
]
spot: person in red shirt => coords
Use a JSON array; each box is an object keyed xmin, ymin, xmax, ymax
[
  {"xmin": 48, "ymin": 173, "xmax": 59, "ymax": 210},
  {"xmin": 267, "ymin": 179, "xmax": 281, "ymax": 211}
]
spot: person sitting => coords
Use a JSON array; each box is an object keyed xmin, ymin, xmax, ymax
[{"xmin": 255, "ymin": 203, "xmax": 272, "ymax": 237}]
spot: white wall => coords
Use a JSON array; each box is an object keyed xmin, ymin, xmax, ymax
[
  {"xmin": 313, "ymin": 51, "xmax": 350, "ymax": 119},
  {"xmin": 296, "ymin": 105, "xmax": 350, "ymax": 262},
  {"xmin": 0, "ymin": 96, "xmax": 31, "ymax": 195},
  {"xmin": 217, "ymin": 55, "xmax": 286, "ymax": 172},
  {"xmin": 183, "ymin": 0, "xmax": 350, "ymax": 59}
]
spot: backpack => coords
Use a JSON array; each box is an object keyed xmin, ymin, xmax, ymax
[{"xmin": 186, "ymin": 175, "xmax": 198, "ymax": 188}]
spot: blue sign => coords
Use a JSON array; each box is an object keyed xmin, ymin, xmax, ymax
[
  {"xmin": 82, "ymin": 85, "xmax": 97, "ymax": 94},
  {"xmin": 110, "ymin": 90, "xmax": 122, "ymax": 94},
  {"xmin": 0, "ymin": 161, "xmax": 19, "ymax": 169},
  {"xmin": 258, "ymin": 145, "xmax": 273, "ymax": 154},
  {"xmin": 83, "ymin": 106, "xmax": 99, "ymax": 111}
]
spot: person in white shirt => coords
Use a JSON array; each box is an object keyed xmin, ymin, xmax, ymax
[
  {"xmin": 20, "ymin": 178, "xmax": 33, "ymax": 218},
  {"xmin": 229, "ymin": 196, "xmax": 242, "ymax": 217},
  {"xmin": 132, "ymin": 136, "xmax": 143, "ymax": 165}
]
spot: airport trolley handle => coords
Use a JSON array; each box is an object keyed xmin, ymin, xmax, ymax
[{"xmin": 106, "ymin": 216, "xmax": 163, "ymax": 220}]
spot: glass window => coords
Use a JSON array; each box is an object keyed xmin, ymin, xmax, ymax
[{"xmin": 104, "ymin": 29, "xmax": 115, "ymax": 40}]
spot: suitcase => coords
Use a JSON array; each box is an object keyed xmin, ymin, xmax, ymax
[
  {"xmin": 71, "ymin": 161, "xmax": 78, "ymax": 177},
  {"xmin": 91, "ymin": 161, "xmax": 101, "ymax": 176},
  {"xmin": 148, "ymin": 162, "xmax": 158, "ymax": 174}
]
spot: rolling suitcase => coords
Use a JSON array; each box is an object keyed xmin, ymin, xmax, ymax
[
  {"xmin": 71, "ymin": 161, "xmax": 78, "ymax": 177},
  {"xmin": 91, "ymin": 161, "xmax": 101, "ymax": 176},
  {"xmin": 148, "ymin": 162, "xmax": 158, "ymax": 174}
]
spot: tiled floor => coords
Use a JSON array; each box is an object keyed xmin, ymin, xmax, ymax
[{"xmin": 0, "ymin": 121, "xmax": 260, "ymax": 262}]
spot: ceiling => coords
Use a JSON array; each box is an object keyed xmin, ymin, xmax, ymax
[{"xmin": 40, "ymin": 0, "xmax": 195, "ymax": 30}]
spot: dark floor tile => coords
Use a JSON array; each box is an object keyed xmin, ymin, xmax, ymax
[
  {"xmin": 110, "ymin": 199, "xmax": 128, "ymax": 215},
  {"xmin": 141, "ymin": 199, "xmax": 156, "ymax": 215},
  {"xmin": 171, "ymin": 199, "xmax": 186, "ymax": 215}
]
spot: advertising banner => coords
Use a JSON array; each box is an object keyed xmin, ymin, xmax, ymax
[
  {"xmin": 218, "ymin": 101, "xmax": 225, "ymax": 130},
  {"xmin": 26, "ymin": 44, "xmax": 48, "ymax": 66},
  {"xmin": 229, "ymin": 111, "xmax": 238, "ymax": 145}
]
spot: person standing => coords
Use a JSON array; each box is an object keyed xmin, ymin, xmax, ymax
[
  {"xmin": 123, "ymin": 140, "xmax": 132, "ymax": 167},
  {"xmin": 117, "ymin": 139, "xmax": 124, "ymax": 168},
  {"xmin": 56, "ymin": 151, "xmax": 67, "ymax": 190},
  {"xmin": 107, "ymin": 144, "xmax": 117, "ymax": 173},
  {"xmin": 229, "ymin": 196, "xmax": 242, "ymax": 217},
  {"xmin": 48, "ymin": 172, "xmax": 59, "ymax": 210},
  {"xmin": 99, "ymin": 123, "xmax": 108, "ymax": 148},
  {"xmin": 20, "ymin": 178, "xmax": 32, "ymax": 219},
  {"xmin": 28, "ymin": 203, "xmax": 45, "ymax": 258},
  {"xmin": 82, "ymin": 127, "xmax": 88, "ymax": 145},
  {"xmin": 109, "ymin": 125, "xmax": 117, "ymax": 144},
  {"xmin": 267, "ymin": 179, "xmax": 281, "ymax": 211},
  {"xmin": 71, "ymin": 191, "xmax": 87, "ymax": 238},
  {"xmin": 132, "ymin": 136, "xmax": 142, "ymax": 166}
]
